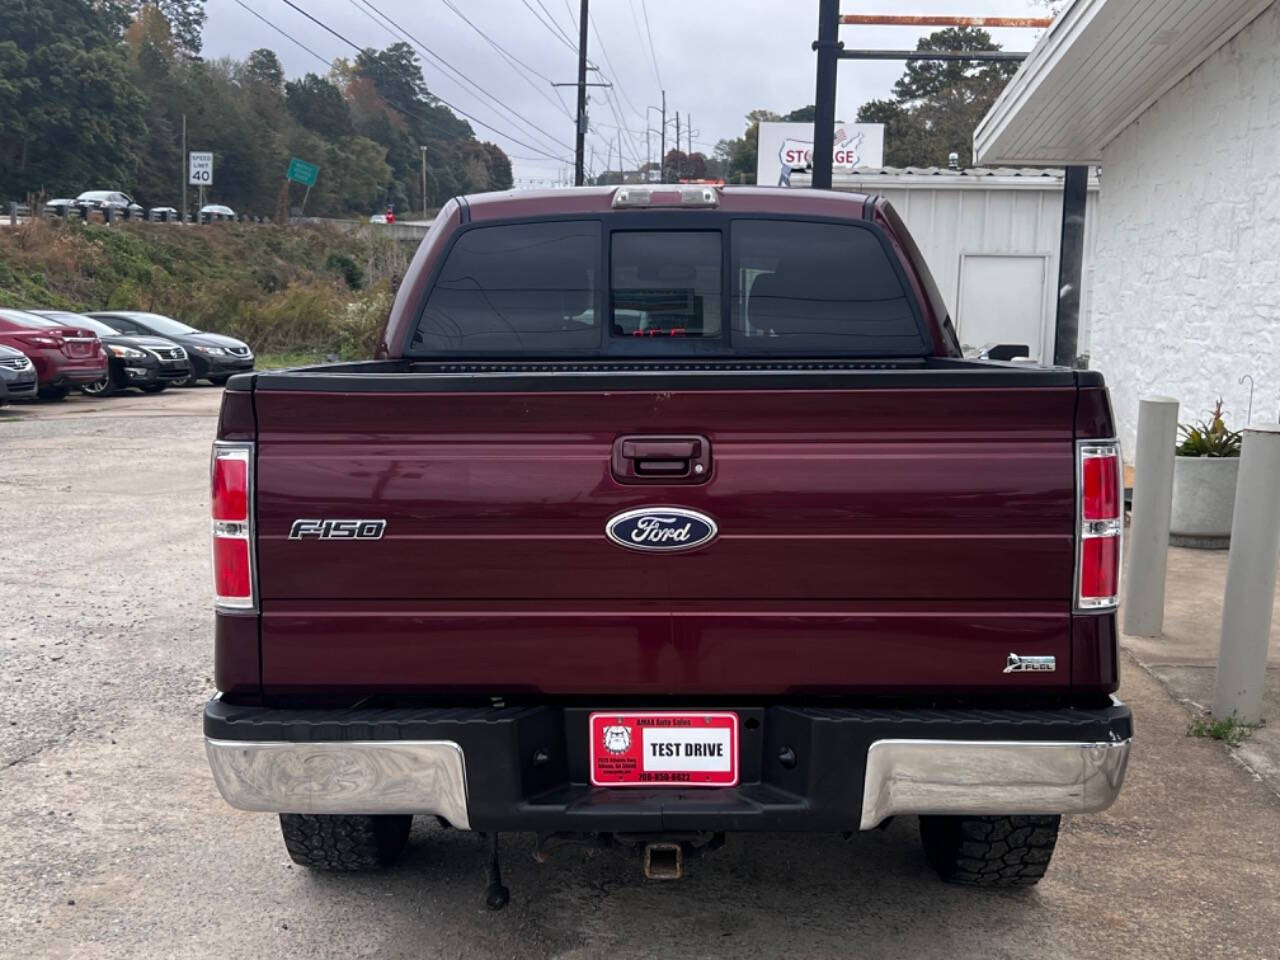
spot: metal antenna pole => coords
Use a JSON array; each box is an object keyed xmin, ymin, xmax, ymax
[
  {"xmin": 660, "ymin": 90, "xmax": 666, "ymax": 182},
  {"xmin": 181, "ymin": 114, "xmax": 187, "ymax": 220},
  {"xmin": 574, "ymin": 0, "xmax": 589, "ymax": 185}
]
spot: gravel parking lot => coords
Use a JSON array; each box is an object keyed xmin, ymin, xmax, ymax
[{"xmin": 3, "ymin": 388, "xmax": 1280, "ymax": 959}]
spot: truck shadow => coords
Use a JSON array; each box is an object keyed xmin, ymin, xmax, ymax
[{"xmin": 301, "ymin": 818, "xmax": 1055, "ymax": 959}]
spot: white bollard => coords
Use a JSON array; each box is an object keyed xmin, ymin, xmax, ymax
[
  {"xmin": 1212, "ymin": 424, "xmax": 1280, "ymax": 723},
  {"xmin": 1123, "ymin": 396, "xmax": 1179, "ymax": 637}
]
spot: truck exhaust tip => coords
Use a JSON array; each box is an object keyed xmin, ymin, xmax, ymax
[{"xmin": 642, "ymin": 842, "xmax": 683, "ymax": 880}]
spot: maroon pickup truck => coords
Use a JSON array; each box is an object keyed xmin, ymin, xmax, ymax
[{"xmin": 204, "ymin": 186, "xmax": 1130, "ymax": 901}]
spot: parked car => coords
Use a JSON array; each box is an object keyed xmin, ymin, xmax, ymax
[
  {"xmin": 76, "ymin": 190, "xmax": 144, "ymax": 218},
  {"xmin": 148, "ymin": 206, "xmax": 180, "ymax": 221},
  {"xmin": 88, "ymin": 311, "xmax": 253, "ymax": 385},
  {"xmin": 200, "ymin": 204, "xmax": 236, "ymax": 221},
  {"xmin": 369, "ymin": 213, "xmax": 389, "ymax": 224},
  {"xmin": 28, "ymin": 310, "xmax": 191, "ymax": 395},
  {"xmin": 202, "ymin": 186, "xmax": 1131, "ymax": 893},
  {"xmin": 0, "ymin": 308, "xmax": 107, "ymax": 399},
  {"xmin": 0, "ymin": 343, "xmax": 39, "ymax": 401},
  {"xmin": 44, "ymin": 198, "xmax": 76, "ymax": 217}
]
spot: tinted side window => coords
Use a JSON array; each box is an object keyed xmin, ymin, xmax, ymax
[
  {"xmin": 413, "ymin": 221, "xmax": 600, "ymax": 354},
  {"xmin": 731, "ymin": 220, "xmax": 926, "ymax": 356}
]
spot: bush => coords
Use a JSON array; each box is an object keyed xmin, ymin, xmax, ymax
[{"xmin": 0, "ymin": 219, "xmax": 405, "ymax": 359}]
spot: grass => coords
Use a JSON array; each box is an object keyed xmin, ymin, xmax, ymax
[
  {"xmin": 1186, "ymin": 713, "xmax": 1258, "ymax": 748},
  {"xmin": 255, "ymin": 350, "xmax": 330, "ymax": 371},
  {"xmin": 0, "ymin": 219, "xmax": 408, "ymax": 358}
]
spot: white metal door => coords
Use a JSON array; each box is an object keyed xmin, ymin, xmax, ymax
[{"xmin": 955, "ymin": 254, "xmax": 1051, "ymax": 363}]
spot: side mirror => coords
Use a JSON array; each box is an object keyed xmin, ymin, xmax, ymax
[{"xmin": 978, "ymin": 343, "xmax": 1031, "ymax": 362}]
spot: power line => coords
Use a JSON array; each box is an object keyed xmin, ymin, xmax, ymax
[
  {"xmin": 639, "ymin": 0, "xmax": 664, "ymax": 89},
  {"xmin": 520, "ymin": 0, "xmax": 577, "ymax": 52},
  {"xmin": 273, "ymin": 0, "xmax": 571, "ymax": 163},
  {"xmin": 587, "ymin": 13, "xmax": 645, "ymax": 124},
  {"xmin": 434, "ymin": 1, "xmax": 573, "ymax": 123},
  {"xmin": 348, "ymin": 0, "xmax": 573, "ymax": 158},
  {"xmin": 233, "ymin": 0, "xmax": 489, "ymax": 149},
  {"xmin": 231, "ymin": 0, "xmax": 333, "ymax": 66},
  {"xmin": 532, "ymin": 0, "xmax": 577, "ymax": 47}
]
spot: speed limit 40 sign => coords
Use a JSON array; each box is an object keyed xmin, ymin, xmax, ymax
[{"xmin": 188, "ymin": 151, "xmax": 213, "ymax": 186}]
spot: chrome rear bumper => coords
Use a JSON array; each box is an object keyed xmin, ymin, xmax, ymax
[
  {"xmin": 860, "ymin": 738, "xmax": 1131, "ymax": 829},
  {"xmin": 205, "ymin": 739, "xmax": 470, "ymax": 829}
]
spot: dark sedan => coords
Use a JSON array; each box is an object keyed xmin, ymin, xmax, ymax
[
  {"xmin": 28, "ymin": 311, "xmax": 192, "ymax": 395},
  {"xmin": 88, "ymin": 311, "xmax": 254, "ymax": 385}
]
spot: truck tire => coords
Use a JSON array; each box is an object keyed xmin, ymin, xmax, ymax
[
  {"xmin": 278, "ymin": 813, "xmax": 412, "ymax": 871},
  {"xmin": 919, "ymin": 814, "xmax": 1060, "ymax": 887}
]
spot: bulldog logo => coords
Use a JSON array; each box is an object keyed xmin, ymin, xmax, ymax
[{"xmin": 602, "ymin": 724, "xmax": 632, "ymax": 755}]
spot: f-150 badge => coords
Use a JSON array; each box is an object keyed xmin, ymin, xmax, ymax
[
  {"xmin": 289, "ymin": 519, "xmax": 386, "ymax": 540},
  {"xmin": 1003, "ymin": 653, "xmax": 1056, "ymax": 673},
  {"xmin": 606, "ymin": 507, "xmax": 717, "ymax": 553}
]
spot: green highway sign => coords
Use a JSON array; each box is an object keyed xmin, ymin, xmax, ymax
[{"xmin": 286, "ymin": 156, "xmax": 319, "ymax": 187}]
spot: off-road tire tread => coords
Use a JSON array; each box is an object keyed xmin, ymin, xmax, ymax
[
  {"xmin": 919, "ymin": 814, "xmax": 1060, "ymax": 887},
  {"xmin": 278, "ymin": 813, "xmax": 412, "ymax": 871}
]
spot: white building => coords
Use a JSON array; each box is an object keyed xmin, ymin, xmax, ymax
[{"xmin": 975, "ymin": 0, "xmax": 1280, "ymax": 454}]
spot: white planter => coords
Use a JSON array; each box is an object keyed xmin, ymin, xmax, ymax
[{"xmin": 1169, "ymin": 455, "xmax": 1239, "ymax": 548}]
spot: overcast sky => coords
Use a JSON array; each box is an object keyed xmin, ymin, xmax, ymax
[{"xmin": 202, "ymin": 0, "xmax": 1051, "ymax": 184}]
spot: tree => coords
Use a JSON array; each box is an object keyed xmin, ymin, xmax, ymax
[
  {"xmin": 0, "ymin": 0, "xmax": 145, "ymax": 197},
  {"xmin": 118, "ymin": 1, "xmax": 206, "ymax": 57},
  {"xmin": 856, "ymin": 27, "xmax": 1019, "ymax": 168},
  {"xmin": 244, "ymin": 48, "xmax": 284, "ymax": 93},
  {"xmin": 286, "ymin": 74, "xmax": 354, "ymax": 140}
]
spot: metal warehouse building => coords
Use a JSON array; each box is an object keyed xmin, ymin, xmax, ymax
[{"xmin": 794, "ymin": 165, "xmax": 1100, "ymax": 366}]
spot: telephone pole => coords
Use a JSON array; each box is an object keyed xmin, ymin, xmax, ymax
[
  {"xmin": 420, "ymin": 145, "xmax": 427, "ymax": 218},
  {"xmin": 674, "ymin": 112, "xmax": 681, "ymax": 180},
  {"xmin": 660, "ymin": 90, "xmax": 666, "ymax": 182},
  {"xmin": 574, "ymin": 0, "xmax": 589, "ymax": 186}
]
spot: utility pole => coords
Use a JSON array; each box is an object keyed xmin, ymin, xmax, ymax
[
  {"xmin": 420, "ymin": 145, "xmax": 428, "ymax": 218},
  {"xmin": 574, "ymin": 0, "xmax": 589, "ymax": 186},
  {"xmin": 181, "ymin": 114, "xmax": 187, "ymax": 221},
  {"xmin": 675, "ymin": 112, "xmax": 681, "ymax": 181},
  {"xmin": 687, "ymin": 114, "xmax": 692, "ymax": 156},
  {"xmin": 660, "ymin": 90, "xmax": 666, "ymax": 183}
]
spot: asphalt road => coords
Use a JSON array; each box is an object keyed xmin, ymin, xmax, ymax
[{"xmin": 3, "ymin": 388, "xmax": 1279, "ymax": 959}]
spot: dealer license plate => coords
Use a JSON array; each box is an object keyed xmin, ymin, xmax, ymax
[{"xmin": 589, "ymin": 712, "xmax": 738, "ymax": 787}]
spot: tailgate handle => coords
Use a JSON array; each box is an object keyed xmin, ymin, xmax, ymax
[{"xmin": 612, "ymin": 435, "xmax": 711, "ymax": 484}]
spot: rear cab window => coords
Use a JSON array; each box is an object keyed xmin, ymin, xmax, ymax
[{"xmin": 409, "ymin": 214, "xmax": 928, "ymax": 358}]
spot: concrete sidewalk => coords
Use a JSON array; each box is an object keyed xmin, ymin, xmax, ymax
[{"xmin": 1122, "ymin": 544, "xmax": 1280, "ymax": 794}]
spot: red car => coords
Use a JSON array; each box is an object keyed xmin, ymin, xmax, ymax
[{"xmin": 0, "ymin": 308, "xmax": 108, "ymax": 399}]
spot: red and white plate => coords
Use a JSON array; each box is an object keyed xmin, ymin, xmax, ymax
[{"xmin": 588, "ymin": 711, "xmax": 739, "ymax": 787}]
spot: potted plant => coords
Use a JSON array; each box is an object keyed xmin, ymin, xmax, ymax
[{"xmin": 1170, "ymin": 399, "xmax": 1242, "ymax": 548}]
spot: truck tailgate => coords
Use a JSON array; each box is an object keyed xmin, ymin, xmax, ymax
[{"xmin": 253, "ymin": 382, "xmax": 1078, "ymax": 695}]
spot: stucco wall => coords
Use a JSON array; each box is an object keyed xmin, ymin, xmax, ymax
[{"xmin": 1091, "ymin": 2, "xmax": 1280, "ymax": 456}]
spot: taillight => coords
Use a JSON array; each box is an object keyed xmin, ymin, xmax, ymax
[
  {"xmin": 17, "ymin": 334, "xmax": 61, "ymax": 348},
  {"xmin": 211, "ymin": 442, "xmax": 254, "ymax": 610},
  {"xmin": 1077, "ymin": 442, "xmax": 1122, "ymax": 609}
]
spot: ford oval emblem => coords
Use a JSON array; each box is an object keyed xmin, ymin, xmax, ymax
[{"xmin": 606, "ymin": 507, "xmax": 718, "ymax": 553}]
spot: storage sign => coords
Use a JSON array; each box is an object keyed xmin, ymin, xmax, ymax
[
  {"xmin": 188, "ymin": 151, "xmax": 213, "ymax": 186},
  {"xmin": 755, "ymin": 121, "xmax": 884, "ymax": 186}
]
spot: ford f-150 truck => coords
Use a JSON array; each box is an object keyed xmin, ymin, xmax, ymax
[{"xmin": 204, "ymin": 185, "xmax": 1131, "ymax": 901}]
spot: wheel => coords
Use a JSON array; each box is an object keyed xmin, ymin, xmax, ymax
[
  {"xmin": 207, "ymin": 375, "xmax": 232, "ymax": 386},
  {"xmin": 140, "ymin": 384, "xmax": 167, "ymax": 394},
  {"xmin": 278, "ymin": 813, "xmax": 412, "ymax": 871},
  {"xmin": 37, "ymin": 385, "xmax": 69, "ymax": 401},
  {"xmin": 170, "ymin": 375, "xmax": 194, "ymax": 387},
  {"xmin": 919, "ymin": 814, "xmax": 1060, "ymax": 887},
  {"xmin": 80, "ymin": 376, "xmax": 116, "ymax": 397}
]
